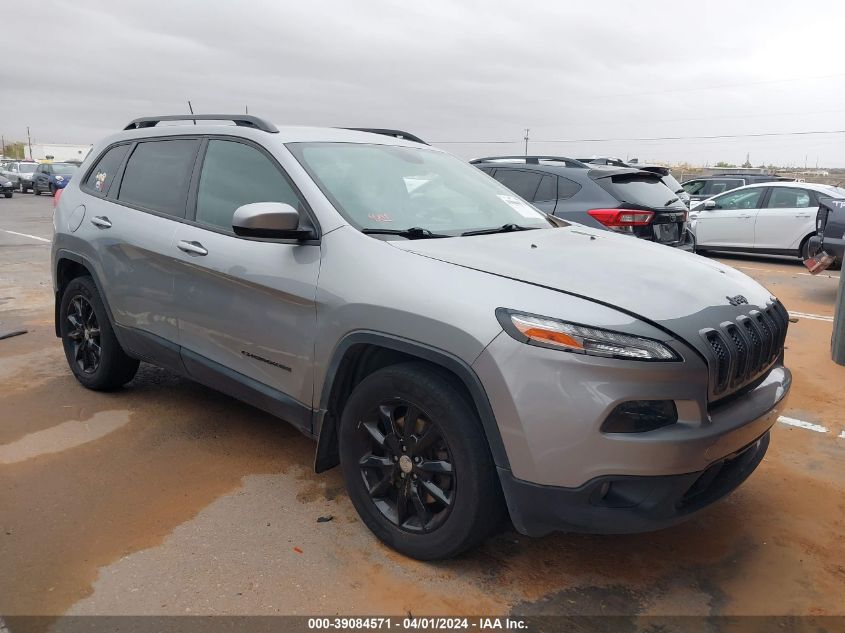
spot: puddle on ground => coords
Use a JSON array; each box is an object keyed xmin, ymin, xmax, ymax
[{"xmin": 0, "ymin": 410, "xmax": 131, "ymax": 464}]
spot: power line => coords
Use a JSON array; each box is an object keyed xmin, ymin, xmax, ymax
[{"xmin": 433, "ymin": 129, "xmax": 845, "ymax": 145}]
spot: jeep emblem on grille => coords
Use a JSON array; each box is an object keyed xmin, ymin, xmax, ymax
[{"xmin": 726, "ymin": 294, "xmax": 748, "ymax": 306}]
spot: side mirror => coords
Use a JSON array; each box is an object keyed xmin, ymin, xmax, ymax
[
  {"xmin": 703, "ymin": 199, "xmax": 717, "ymax": 210},
  {"xmin": 232, "ymin": 202, "xmax": 309, "ymax": 239}
]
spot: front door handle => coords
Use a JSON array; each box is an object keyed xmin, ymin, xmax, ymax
[
  {"xmin": 177, "ymin": 240, "xmax": 208, "ymax": 256},
  {"xmin": 90, "ymin": 216, "xmax": 112, "ymax": 229}
]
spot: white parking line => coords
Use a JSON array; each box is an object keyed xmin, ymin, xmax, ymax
[
  {"xmin": 778, "ymin": 416, "xmax": 829, "ymax": 433},
  {"xmin": 2, "ymin": 229, "xmax": 51, "ymax": 243},
  {"xmin": 789, "ymin": 311, "xmax": 835, "ymax": 323}
]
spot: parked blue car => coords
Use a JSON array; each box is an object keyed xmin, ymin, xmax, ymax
[{"xmin": 33, "ymin": 162, "xmax": 79, "ymax": 196}]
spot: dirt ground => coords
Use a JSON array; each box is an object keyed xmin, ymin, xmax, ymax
[{"xmin": 1, "ymin": 194, "xmax": 843, "ymax": 620}]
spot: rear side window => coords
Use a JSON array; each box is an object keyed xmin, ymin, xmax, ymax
[
  {"xmin": 682, "ymin": 180, "xmax": 706, "ymax": 195},
  {"xmin": 557, "ymin": 177, "xmax": 581, "ymax": 200},
  {"xmin": 493, "ymin": 169, "xmax": 543, "ymax": 200},
  {"xmin": 195, "ymin": 139, "xmax": 304, "ymax": 232},
  {"xmin": 85, "ymin": 144, "xmax": 130, "ymax": 195},
  {"xmin": 703, "ymin": 179, "xmax": 743, "ymax": 196},
  {"xmin": 118, "ymin": 139, "xmax": 200, "ymax": 217},
  {"xmin": 534, "ymin": 175, "xmax": 557, "ymax": 202},
  {"xmin": 769, "ymin": 187, "xmax": 812, "ymax": 209},
  {"xmin": 603, "ymin": 175, "xmax": 686, "ymax": 209}
]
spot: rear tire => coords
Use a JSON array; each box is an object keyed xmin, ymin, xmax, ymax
[
  {"xmin": 3, "ymin": 192, "xmax": 10, "ymax": 199},
  {"xmin": 49, "ymin": 184, "xmax": 56, "ymax": 197},
  {"xmin": 33, "ymin": 183, "xmax": 41, "ymax": 195},
  {"xmin": 339, "ymin": 362, "xmax": 505, "ymax": 560},
  {"xmin": 59, "ymin": 276, "xmax": 139, "ymax": 390}
]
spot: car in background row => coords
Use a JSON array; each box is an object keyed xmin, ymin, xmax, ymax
[
  {"xmin": 690, "ymin": 181, "xmax": 845, "ymax": 261},
  {"xmin": 32, "ymin": 162, "xmax": 79, "ymax": 196},
  {"xmin": 579, "ymin": 157, "xmax": 690, "ymax": 207},
  {"xmin": 0, "ymin": 176, "xmax": 14, "ymax": 198},
  {"xmin": 472, "ymin": 156, "xmax": 692, "ymax": 250},
  {"xmin": 683, "ymin": 174, "xmax": 794, "ymax": 205},
  {"xmin": 805, "ymin": 197, "xmax": 845, "ymax": 272},
  {"xmin": 0, "ymin": 161, "xmax": 39, "ymax": 192}
]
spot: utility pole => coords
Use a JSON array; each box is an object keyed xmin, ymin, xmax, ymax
[
  {"xmin": 1, "ymin": 135, "xmax": 5, "ymax": 158},
  {"xmin": 27, "ymin": 127, "xmax": 33, "ymax": 160},
  {"xmin": 523, "ymin": 128, "xmax": 530, "ymax": 156}
]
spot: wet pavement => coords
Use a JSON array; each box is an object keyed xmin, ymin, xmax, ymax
[{"xmin": 1, "ymin": 194, "xmax": 843, "ymax": 618}]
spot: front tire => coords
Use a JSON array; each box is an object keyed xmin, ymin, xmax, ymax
[
  {"xmin": 3, "ymin": 192, "xmax": 10, "ymax": 199},
  {"xmin": 33, "ymin": 183, "xmax": 41, "ymax": 195},
  {"xmin": 59, "ymin": 276, "xmax": 139, "ymax": 390},
  {"xmin": 339, "ymin": 362, "xmax": 505, "ymax": 560}
]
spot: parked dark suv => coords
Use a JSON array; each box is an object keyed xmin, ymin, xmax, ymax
[
  {"xmin": 472, "ymin": 156, "xmax": 692, "ymax": 250},
  {"xmin": 579, "ymin": 157, "xmax": 690, "ymax": 207},
  {"xmin": 683, "ymin": 174, "xmax": 793, "ymax": 205},
  {"xmin": 805, "ymin": 196, "xmax": 845, "ymax": 272}
]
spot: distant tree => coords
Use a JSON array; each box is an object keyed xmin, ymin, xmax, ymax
[
  {"xmin": 715, "ymin": 161, "xmax": 736, "ymax": 168},
  {"xmin": 1, "ymin": 142, "xmax": 25, "ymax": 159}
]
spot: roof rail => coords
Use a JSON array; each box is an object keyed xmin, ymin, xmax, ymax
[
  {"xmin": 343, "ymin": 128, "xmax": 428, "ymax": 145},
  {"xmin": 123, "ymin": 114, "xmax": 278, "ymax": 133},
  {"xmin": 469, "ymin": 155, "xmax": 590, "ymax": 168}
]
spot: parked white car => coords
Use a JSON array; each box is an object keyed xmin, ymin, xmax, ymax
[{"xmin": 690, "ymin": 181, "xmax": 845, "ymax": 259}]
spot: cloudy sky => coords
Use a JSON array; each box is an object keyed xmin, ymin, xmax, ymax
[{"xmin": 3, "ymin": 0, "xmax": 845, "ymax": 167}]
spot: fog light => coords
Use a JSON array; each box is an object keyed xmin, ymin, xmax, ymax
[{"xmin": 601, "ymin": 400, "xmax": 677, "ymax": 433}]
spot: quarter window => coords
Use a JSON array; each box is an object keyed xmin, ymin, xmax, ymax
[
  {"xmin": 768, "ymin": 187, "xmax": 812, "ymax": 209},
  {"xmin": 118, "ymin": 139, "xmax": 201, "ymax": 217},
  {"xmin": 557, "ymin": 176, "xmax": 582, "ymax": 200},
  {"xmin": 85, "ymin": 144, "xmax": 130, "ymax": 196},
  {"xmin": 195, "ymin": 140, "xmax": 304, "ymax": 232}
]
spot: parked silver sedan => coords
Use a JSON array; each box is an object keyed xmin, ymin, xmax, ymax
[{"xmin": 0, "ymin": 161, "xmax": 39, "ymax": 192}]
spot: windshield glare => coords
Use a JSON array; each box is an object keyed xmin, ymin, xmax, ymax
[
  {"xmin": 19, "ymin": 163, "xmax": 37, "ymax": 173},
  {"xmin": 288, "ymin": 142, "xmax": 554, "ymax": 236}
]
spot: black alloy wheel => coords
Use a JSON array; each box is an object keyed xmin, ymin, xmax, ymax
[
  {"xmin": 65, "ymin": 295, "xmax": 102, "ymax": 374},
  {"xmin": 355, "ymin": 399, "xmax": 455, "ymax": 533}
]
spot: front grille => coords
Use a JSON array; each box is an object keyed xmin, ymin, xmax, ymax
[{"xmin": 701, "ymin": 301, "xmax": 788, "ymax": 398}]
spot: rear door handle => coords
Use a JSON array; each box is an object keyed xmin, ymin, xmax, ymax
[
  {"xmin": 177, "ymin": 240, "xmax": 208, "ymax": 256},
  {"xmin": 90, "ymin": 216, "xmax": 112, "ymax": 229}
]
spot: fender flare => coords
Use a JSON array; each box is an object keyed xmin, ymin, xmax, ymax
[
  {"xmin": 314, "ymin": 331, "xmax": 509, "ymax": 472},
  {"xmin": 53, "ymin": 249, "xmax": 118, "ymax": 340}
]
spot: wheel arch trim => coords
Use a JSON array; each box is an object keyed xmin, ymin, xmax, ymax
[
  {"xmin": 54, "ymin": 250, "xmax": 118, "ymax": 340},
  {"xmin": 314, "ymin": 331, "xmax": 509, "ymax": 473}
]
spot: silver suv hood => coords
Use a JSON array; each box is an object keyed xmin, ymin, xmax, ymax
[{"xmin": 391, "ymin": 226, "xmax": 778, "ymax": 351}]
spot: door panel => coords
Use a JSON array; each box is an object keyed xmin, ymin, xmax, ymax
[
  {"xmin": 694, "ymin": 187, "xmax": 763, "ymax": 248},
  {"xmin": 754, "ymin": 187, "xmax": 817, "ymax": 251},
  {"xmin": 85, "ymin": 199, "xmax": 180, "ymax": 345},
  {"xmin": 172, "ymin": 225, "xmax": 320, "ymax": 408}
]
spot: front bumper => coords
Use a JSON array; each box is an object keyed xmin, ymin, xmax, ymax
[{"xmin": 499, "ymin": 430, "xmax": 770, "ymax": 536}]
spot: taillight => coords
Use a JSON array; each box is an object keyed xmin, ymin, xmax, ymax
[{"xmin": 588, "ymin": 209, "xmax": 654, "ymax": 228}]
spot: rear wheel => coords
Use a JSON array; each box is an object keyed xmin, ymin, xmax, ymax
[
  {"xmin": 339, "ymin": 362, "xmax": 505, "ymax": 560},
  {"xmin": 3, "ymin": 191, "xmax": 10, "ymax": 199},
  {"xmin": 59, "ymin": 276, "xmax": 139, "ymax": 390},
  {"xmin": 49, "ymin": 184, "xmax": 56, "ymax": 197},
  {"xmin": 18, "ymin": 181, "xmax": 25, "ymax": 193},
  {"xmin": 33, "ymin": 182, "xmax": 41, "ymax": 195}
]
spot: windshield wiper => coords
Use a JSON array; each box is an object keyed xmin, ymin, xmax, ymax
[
  {"xmin": 361, "ymin": 227, "xmax": 450, "ymax": 239},
  {"xmin": 461, "ymin": 223, "xmax": 538, "ymax": 237}
]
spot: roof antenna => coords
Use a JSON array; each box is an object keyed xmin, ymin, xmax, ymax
[{"xmin": 187, "ymin": 100, "xmax": 196, "ymax": 125}]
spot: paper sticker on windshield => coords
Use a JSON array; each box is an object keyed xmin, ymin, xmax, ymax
[
  {"xmin": 497, "ymin": 194, "xmax": 545, "ymax": 219},
  {"xmin": 368, "ymin": 213, "xmax": 393, "ymax": 223}
]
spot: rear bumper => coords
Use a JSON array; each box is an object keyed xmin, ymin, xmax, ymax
[{"xmin": 500, "ymin": 430, "xmax": 770, "ymax": 537}]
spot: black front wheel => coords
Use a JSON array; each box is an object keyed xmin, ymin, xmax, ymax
[
  {"xmin": 60, "ymin": 276, "xmax": 139, "ymax": 390},
  {"xmin": 33, "ymin": 182, "xmax": 41, "ymax": 195},
  {"xmin": 339, "ymin": 363, "xmax": 505, "ymax": 560}
]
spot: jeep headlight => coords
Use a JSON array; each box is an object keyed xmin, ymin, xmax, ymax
[{"xmin": 497, "ymin": 309, "xmax": 679, "ymax": 361}]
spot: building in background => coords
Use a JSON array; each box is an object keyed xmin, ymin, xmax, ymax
[{"xmin": 28, "ymin": 143, "xmax": 92, "ymax": 163}]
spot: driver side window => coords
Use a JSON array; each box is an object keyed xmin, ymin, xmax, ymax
[{"xmin": 712, "ymin": 188, "xmax": 763, "ymax": 210}]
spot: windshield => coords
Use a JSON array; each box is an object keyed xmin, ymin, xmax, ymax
[
  {"xmin": 19, "ymin": 163, "xmax": 37, "ymax": 173},
  {"xmin": 51, "ymin": 163, "xmax": 78, "ymax": 175},
  {"xmin": 287, "ymin": 142, "xmax": 554, "ymax": 236},
  {"xmin": 661, "ymin": 173, "xmax": 683, "ymax": 194}
]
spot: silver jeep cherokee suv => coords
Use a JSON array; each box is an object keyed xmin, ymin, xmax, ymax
[{"xmin": 52, "ymin": 115, "xmax": 791, "ymax": 560}]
